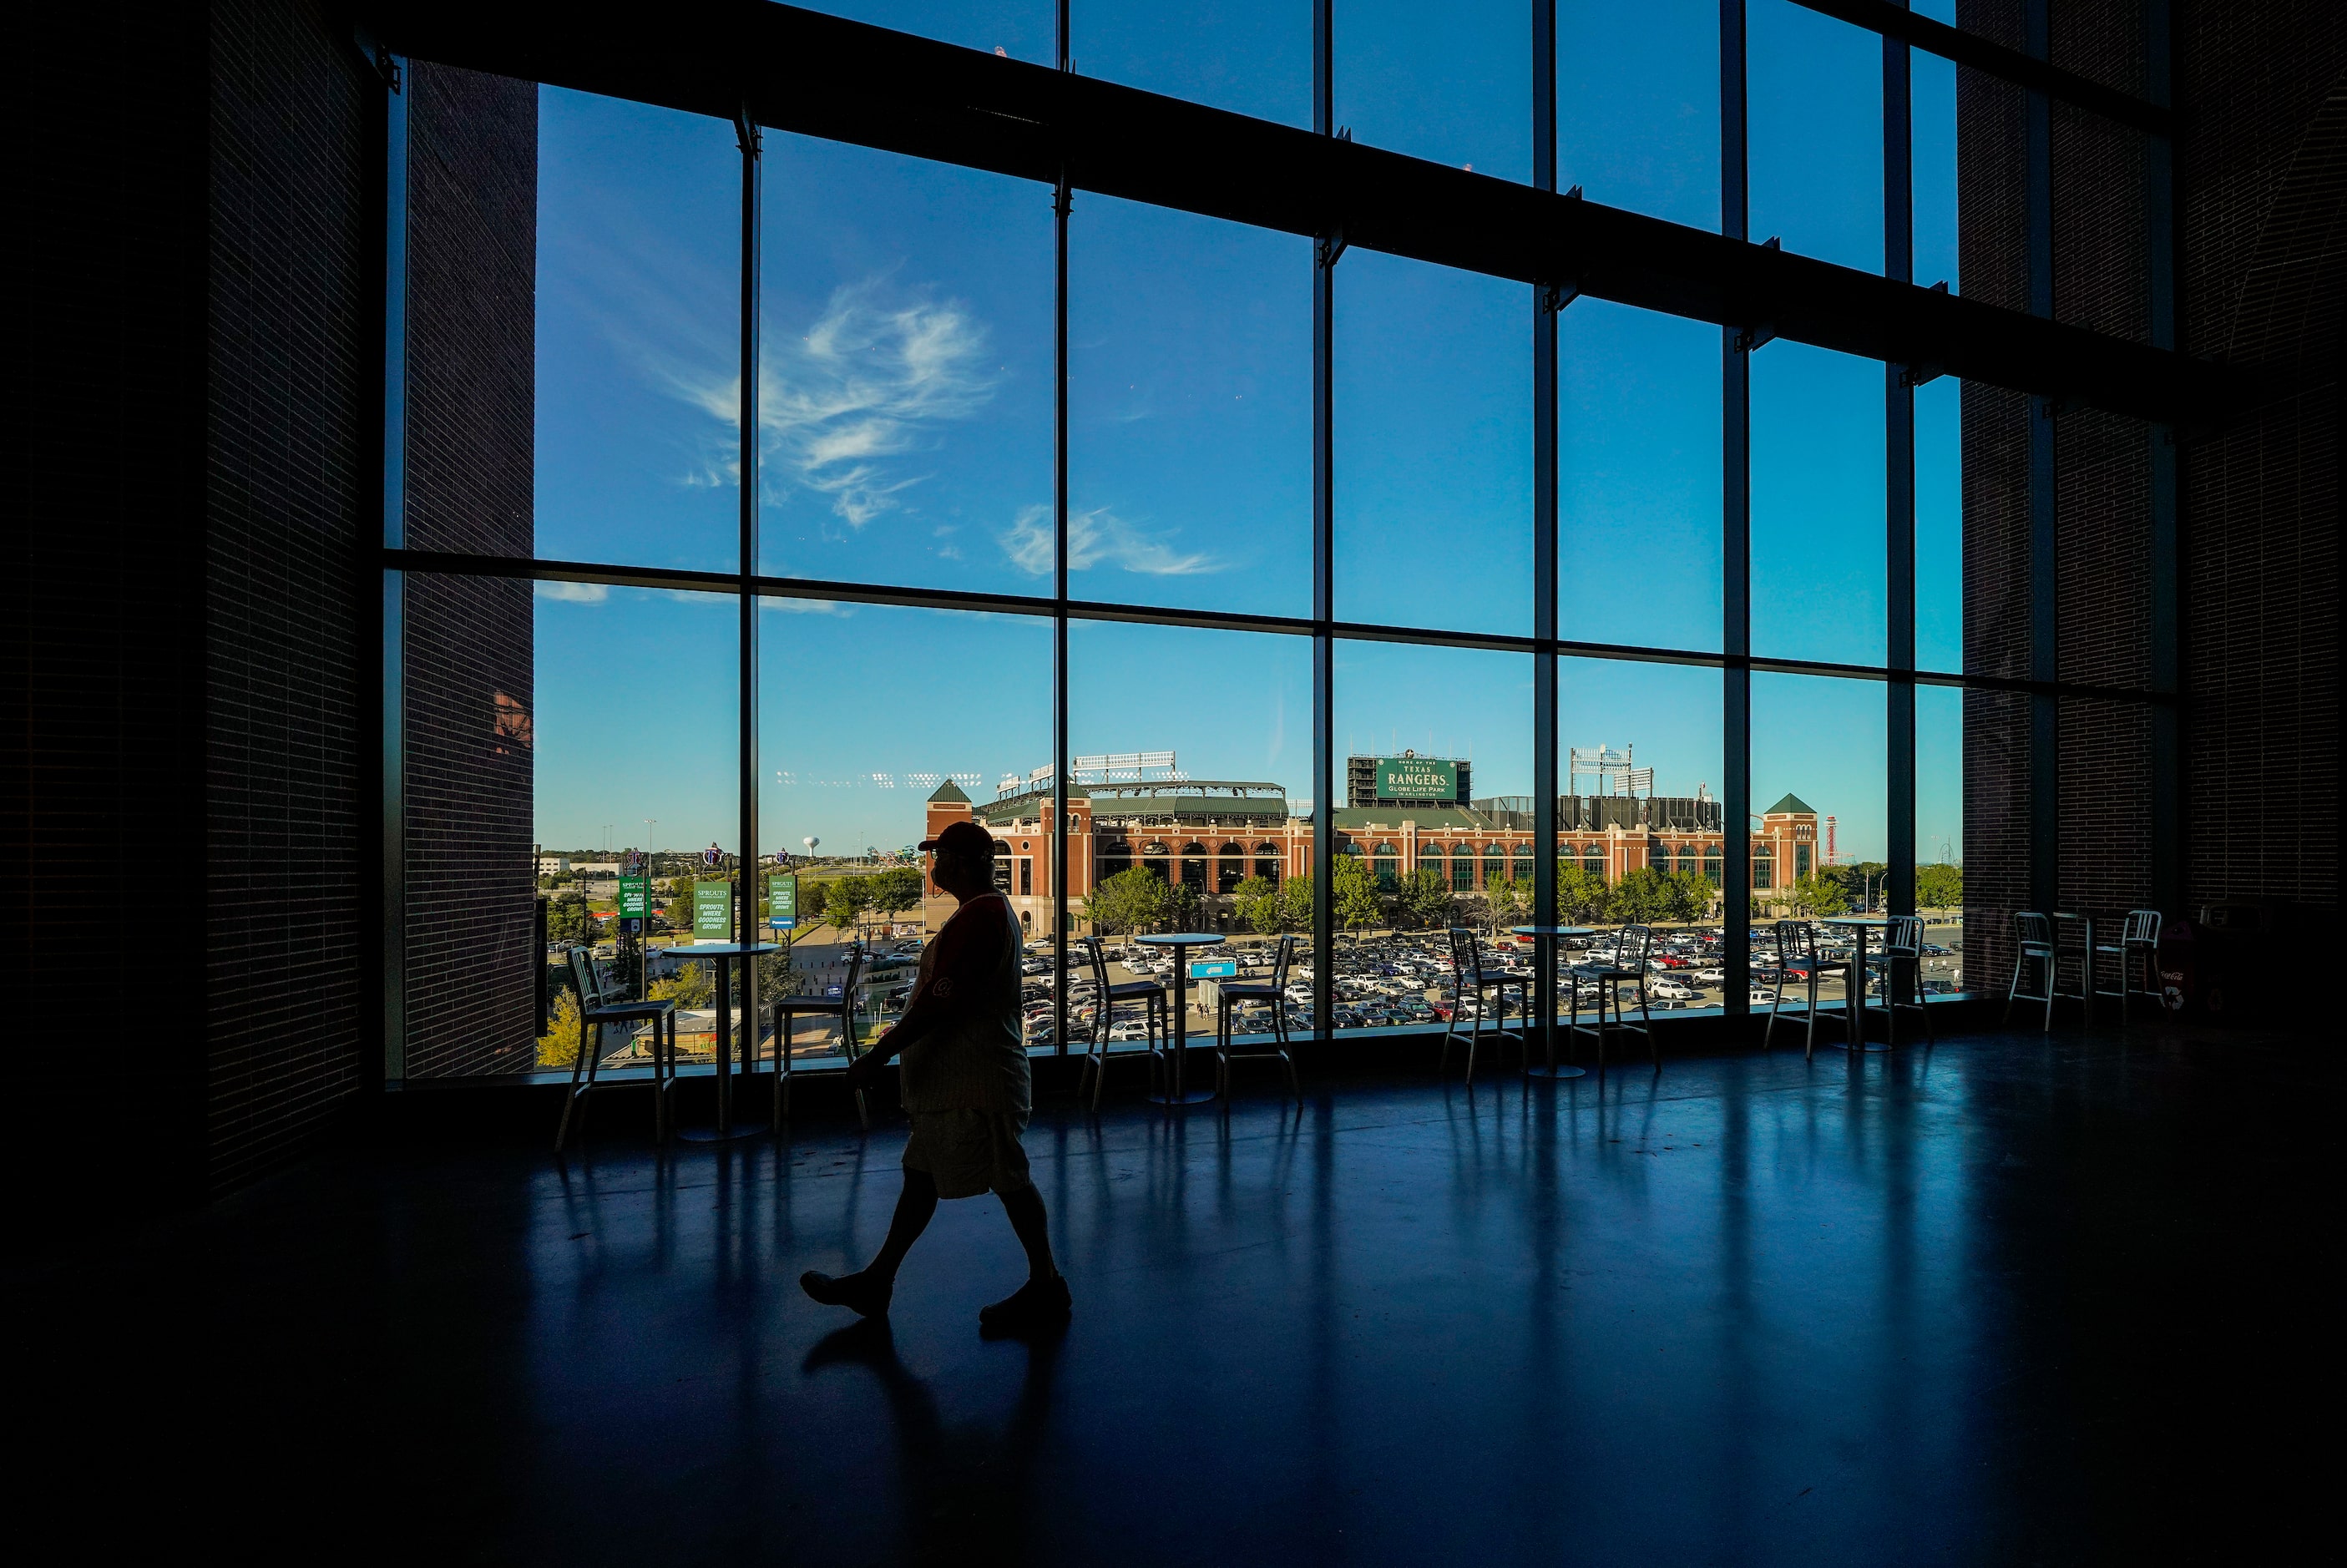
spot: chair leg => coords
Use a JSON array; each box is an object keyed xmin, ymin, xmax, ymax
[
  {"xmin": 2003, "ymin": 953, "xmax": 2023, "ymax": 1025},
  {"xmin": 1804, "ymin": 979, "xmax": 1819, "ymax": 1061},
  {"xmin": 1643, "ymin": 985, "xmax": 1658, "ymax": 1066}
]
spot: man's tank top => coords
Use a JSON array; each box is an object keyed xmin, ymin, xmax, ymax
[{"xmin": 898, "ymin": 892, "xmax": 1029, "ymax": 1115}]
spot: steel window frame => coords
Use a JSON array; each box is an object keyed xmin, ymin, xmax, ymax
[{"xmin": 369, "ymin": 0, "xmax": 2187, "ymax": 1081}]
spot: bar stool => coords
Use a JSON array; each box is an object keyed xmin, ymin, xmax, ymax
[
  {"xmin": 2093, "ymin": 909, "xmax": 2163, "ymax": 1019},
  {"xmin": 1570, "ymin": 923, "xmax": 1661, "ymax": 1070},
  {"xmin": 1211, "ymin": 933, "xmax": 1302, "ymax": 1101},
  {"xmin": 1762, "ymin": 921, "xmax": 1854, "ymax": 1059},
  {"xmin": 556, "ymin": 946, "xmax": 680, "ymax": 1152},
  {"xmin": 1074, "ymin": 937, "xmax": 1166, "ymax": 1110},
  {"xmin": 2003, "ymin": 911, "xmax": 2059, "ymax": 1029},
  {"xmin": 1441, "ymin": 927, "xmax": 1528, "ymax": 1084},
  {"xmin": 771, "ymin": 943, "xmax": 867, "ymax": 1126},
  {"xmin": 1880, "ymin": 913, "xmax": 1935, "ymax": 1045}
]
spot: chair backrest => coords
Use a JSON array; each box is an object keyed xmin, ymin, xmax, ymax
[
  {"xmin": 569, "ymin": 946, "xmax": 604, "ymax": 1011},
  {"xmin": 2015, "ymin": 910, "xmax": 2053, "ymax": 948},
  {"xmin": 841, "ymin": 943, "xmax": 866, "ymax": 1007},
  {"xmin": 1773, "ymin": 920, "xmax": 1814, "ymax": 967},
  {"xmin": 2123, "ymin": 908, "xmax": 2162, "ymax": 944},
  {"xmin": 1885, "ymin": 914, "xmax": 1924, "ymax": 956},
  {"xmin": 1617, "ymin": 924, "xmax": 1655, "ymax": 973},
  {"xmin": 1075, "ymin": 937, "xmax": 1113, "ymax": 1034},
  {"xmin": 1447, "ymin": 927, "xmax": 1482, "ymax": 984},
  {"xmin": 1270, "ymin": 933, "xmax": 1297, "ymax": 989}
]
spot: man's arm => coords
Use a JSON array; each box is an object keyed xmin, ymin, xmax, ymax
[{"xmin": 853, "ymin": 903, "xmax": 996, "ymax": 1071}]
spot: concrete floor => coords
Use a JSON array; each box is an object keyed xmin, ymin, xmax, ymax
[{"xmin": 26, "ymin": 1024, "xmax": 2327, "ymax": 1564}]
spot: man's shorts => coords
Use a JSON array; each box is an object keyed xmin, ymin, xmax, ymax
[{"xmin": 902, "ymin": 1109, "xmax": 1034, "ymax": 1200}]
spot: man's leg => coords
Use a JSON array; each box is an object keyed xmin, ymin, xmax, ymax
[
  {"xmin": 997, "ymin": 1185, "xmax": 1058, "ymax": 1283},
  {"xmin": 802, "ymin": 1169, "xmax": 938, "ymax": 1317}
]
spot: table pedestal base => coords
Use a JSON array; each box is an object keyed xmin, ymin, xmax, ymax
[
  {"xmin": 1523, "ymin": 1062, "xmax": 1588, "ymax": 1080},
  {"xmin": 1148, "ymin": 1087, "xmax": 1221, "ymax": 1106}
]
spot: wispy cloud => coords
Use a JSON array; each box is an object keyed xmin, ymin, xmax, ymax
[
  {"xmin": 999, "ymin": 504, "xmax": 1221, "ymax": 578},
  {"xmin": 534, "ymin": 580, "xmax": 610, "ymax": 604},
  {"xmin": 745, "ymin": 281, "xmax": 1001, "ymax": 529}
]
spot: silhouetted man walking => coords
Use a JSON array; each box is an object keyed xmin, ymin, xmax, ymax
[{"xmin": 802, "ymin": 820, "xmax": 1070, "ymax": 1335}]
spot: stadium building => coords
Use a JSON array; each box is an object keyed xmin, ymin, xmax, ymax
[{"xmin": 921, "ymin": 751, "xmax": 1825, "ymax": 936}]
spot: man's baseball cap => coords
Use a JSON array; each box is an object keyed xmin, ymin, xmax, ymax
[{"xmin": 918, "ymin": 820, "xmax": 995, "ymax": 859}]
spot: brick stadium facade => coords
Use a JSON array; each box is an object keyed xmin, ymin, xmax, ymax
[{"xmin": 923, "ymin": 764, "xmax": 1829, "ymax": 937}]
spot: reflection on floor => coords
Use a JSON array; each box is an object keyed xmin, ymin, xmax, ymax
[{"xmin": 40, "ymin": 1026, "xmax": 2329, "ymax": 1564}]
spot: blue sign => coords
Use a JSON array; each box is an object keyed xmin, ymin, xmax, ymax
[
  {"xmin": 1190, "ymin": 958, "xmax": 1237, "ymax": 979},
  {"xmin": 826, "ymin": 984, "xmax": 842, "ymax": 998},
  {"xmin": 769, "ymin": 916, "xmax": 797, "ymax": 930}
]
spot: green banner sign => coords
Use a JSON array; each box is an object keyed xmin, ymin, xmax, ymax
[
  {"xmin": 617, "ymin": 874, "xmax": 650, "ymax": 920},
  {"xmin": 1375, "ymin": 756, "xmax": 1459, "ymax": 802},
  {"xmin": 693, "ymin": 878, "xmax": 732, "ymax": 940},
  {"xmin": 768, "ymin": 873, "xmax": 797, "ymax": 930}
]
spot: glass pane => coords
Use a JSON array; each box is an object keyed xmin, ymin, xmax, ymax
[
  {"xmin": 1753, "ymin": 673, "xmax": 1886, "ymax": 938},
  {"xmin": 1070, "ymin": 196, "xmax": 1311, "ymax": 616},
  {"xmin": 1915, "ymin": 683, "xmax": 1969, "ymax": 999},
  {"xmin": 1079, "ymin": 0, "xmax": 1312, "ymax": 127},
  {"xmin": 1336, "ymin": 253, "xmax": 1532, "ymax": 633},
  {"xmin": 758, "ymin": 137, "xmax": 1054, "ymax": 594},
  {"xmin": 1957, "ymin": 685, "xmax": 2026, "ymax": 998},
  {"xmin": 759, "ymin": 603, "xmax": 1050, "ymax": 1067},
  {"xmin": 1751, "ymin": 341, "xmax": 1886, "ymax": 665},
  {"xmin": 1556, "ymin": 656, "xmax": 1726, "ymax": 1018},
  {"xmin": 1750, "ymin": 0, "xmax": 1884, "ymax": 273},
  {"xmin": 1560, "ymin": 301, "xmax": 1722, "ymax": 651},
  {"xmin": 534, "ymin": 89, "xmax": 739, "ymax": 571},
  {"xmin": 809, "ymin": 2, "xmax": 1055, "ymax": 62},
  {"xmin": 1333, "ymin": 640, "xmax": 1533, "ymax": 1037},
  {"xmin": 1916, "ymin": 376, "xmax": 1962, "ymax": 673},
  {"xmin": 1558, "ymin": 0, "xmax": 1720, "ymax": 230},
  {"xmin": 1068, "ymin": 621, "xmax": 1313, "ymax": 1053},
  {"xmin": 525, "ymin": 583, "xmax": 738, "ymax": 1078},
  {"xmin": 1914, "ymin": 49, "xmax": 1960, "ymax": 293},
  {"xmin": 1337, "ymin": 0, "xmax": 1531, "ymax": 182}
]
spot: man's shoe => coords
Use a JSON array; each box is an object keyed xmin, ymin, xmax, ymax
[
  {"xmin": 979, "ymin": 1273, "xmax": 1071, "ymax": 1338},
  {"xmin": 801, "ymin": 1269, "xmax": 892, "ymax": 1318}
]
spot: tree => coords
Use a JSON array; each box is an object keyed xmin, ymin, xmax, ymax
[
  {"xmin": 1086, "ymin": 866, "xmax": 1171, "ymax": 934},
  {"xmin": 1915, "ymin": 862, "xmax": 1963, "ymax": 913},
  {"xmin": 1606, "ymin": 866, "xmax": 1676, "ymax": 925},
  {"xmin": 536, "ymin": 984, "xmax": 584, "ymax": 1069},
  {"xmin": 1555, "ymin": 862, "xmax": 1610, "ymax": 924},
  {"xmin": 546, "ymin": 890, "xmax": 594, "ymax": 946},
  {"xmin": 1667, "ymin": 870, "xmax": 1714, "ymax": 924},
  {"xmin": 1481, "ymin": 872, "xmax": 1530, "ymax": 935},
  {"xmin": 1788, "ymin": 872, "xmax": 1849, "ymax": 917},
  {"xmin": 822, "ymin": 875, "xmax": 870, "ymax": 940},
  {"xmin": 651, "ymin": 959, "xmax": 716, "ymax": 1009},
  {"xmin": 1396, "ymin": 866, "xmax": 1456, "ymax": 931},
  {"xmin": 1232, "ymin": 874, "xmax": 1284, "ymax": 935},
  {"xmin": 1278, "ymin": 871, "xmax": 1313, "ymax": 932},
  {"xmin": 868, "ymin": 867, "xmax": 925, "ymax": 929},
  {"xmin": 1333, "ymin": 852, "xmax": 1383, "ymax": 933}
]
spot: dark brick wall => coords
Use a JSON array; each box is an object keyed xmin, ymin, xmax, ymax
[
  {"xmin": 399, "ymin": 64, "xmax": 539, "ymax": 1077},
  {"xmin": 205, "ymin": 0, "xmax": 373, "ymax": 1187},
  {"xmin": 2177, "ymin": 3, "xmax": 2342, "ymax": 908},
  {"xmin": 8, "ymin": 3, "xmax": 213, "ymax": 1215},
  {"xmin": 1958, "ymin": 0, "xmax": 2339, "ymax": 976}
]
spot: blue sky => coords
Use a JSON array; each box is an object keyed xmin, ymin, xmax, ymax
[{"xmin": 527, "ymin": 8, "xmax": 1966, "ymax": 865}]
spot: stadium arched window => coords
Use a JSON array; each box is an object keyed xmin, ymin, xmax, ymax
[{"xmin": 1372, "ymin": 842, "xmax": 1399, "ymax": 889}]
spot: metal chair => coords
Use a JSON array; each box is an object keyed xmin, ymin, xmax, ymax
[
  {"xmin": 2093, "ymin": 908, "xmax": 2163, "ymax": 1020},
  {"xmin": 1762, "ymin": 921, "xmax": 1854, "ymax": 1059},
  {"xmin": 1074, "ymin": 937, "xmax": 1166, "ymax": 1110},
  {"xmin": 1211, "ymin": 933, "xmax": 1302, "ymax": 1101},
  {"xmin": 1441, "ymin": 927, "xmax": 1529, "ymax": 1084},
  {"xmin": 771, "ymin": 943, "xmax": 867, "ymax": 1126},
  {"xmin": 1879, "ymin": 913, "xmax": 1935, "ymax": 1045},
  {"xmin": 555, "ymin": 946, "xmax": 679, "ymax": 1152},
  {"xmin": 2003, "ymin": 911, "xmax": 2059, "ymax": 1029},
  {"xmin": 1573, "ymin": 923, "xmax": 1662, "ymax": 1068}
]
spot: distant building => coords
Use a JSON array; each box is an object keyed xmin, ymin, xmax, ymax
[{"xmin": 921, "ymin": 757, "xmax": 1827, "ymax": 934}]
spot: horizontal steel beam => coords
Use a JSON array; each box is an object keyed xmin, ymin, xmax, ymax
[
  {"xmin": 375, "ymin": 0, "xmax": 2227, "ymax": 426},
  {"xmin": 386, "ymin": 548, "xmax": 2175, "ymax": 704},
  {"xmin": 1783, "ymin": 0, "xmax": 2172, "ymax": 137}
]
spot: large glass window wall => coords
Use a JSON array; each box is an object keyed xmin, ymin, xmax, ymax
[{"xmin": 381, "ymin": 6, "xmax": 2172, "ymax": 1078}]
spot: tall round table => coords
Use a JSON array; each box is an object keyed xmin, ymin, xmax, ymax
[
  {"xmin": 1135, "ymin": 933, "xmax": 1226, "ymax": 1105},
  {"xmin": 662, "ymin": 941, "xmax": 782, "ymax": 1139},
  {"xmin": 1819, "ymin": 917, "xmax": 1894, "ymax": 1051},
  {"xmin": 1511, "ymin": 925, "xmax": 1594, "ymax": 1078}
]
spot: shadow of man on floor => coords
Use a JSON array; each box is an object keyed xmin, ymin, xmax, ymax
[{"xmin": 802, "ymin": 1317, "xmax": 1065, "ymax": 1565}]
